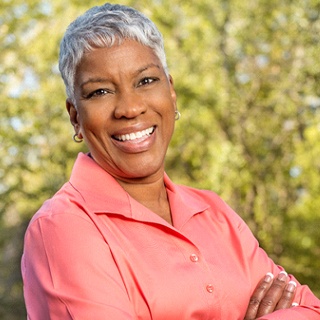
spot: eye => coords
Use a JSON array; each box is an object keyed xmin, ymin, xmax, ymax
[
  {"xmin": 85, "ymin": 88, "xmax": 113, "ymax": 99},
  {"xmin": 94, "ymin": 89, "xmax": 108, "ymax": 96},
  {"xmin": 138, "ymin": 77, "xmax": 158, "ymax": 87}
]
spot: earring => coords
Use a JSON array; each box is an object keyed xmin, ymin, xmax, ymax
[
  {"xmin": 73, "ymin": 133, "xmax": 83, "ymax": 143},
  {"xmin": 175, "ymin": 110, "xmax": 181, "ymax": 121}
]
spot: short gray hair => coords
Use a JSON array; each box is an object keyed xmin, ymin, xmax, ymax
[{"xmin": 59, "ymin": 3, "xmax": 168, "ymax": 103}]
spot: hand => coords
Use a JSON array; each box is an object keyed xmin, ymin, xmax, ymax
[{"xmin": 244, "ymin": 271, "xmax": 297, "ymax": 320}]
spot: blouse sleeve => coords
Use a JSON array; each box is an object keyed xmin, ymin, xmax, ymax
[
  {"xmin": 234, "ymin": 205, "xmax": 320, "ymax": 319},
  {"xmin": 21, "ymin": 211, "xmax": 137, "ymax": 320}
]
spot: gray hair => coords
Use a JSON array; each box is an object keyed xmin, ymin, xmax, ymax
[{"xmin": 59, "ymin": 3, "xmax": 168, "ymax": 103}]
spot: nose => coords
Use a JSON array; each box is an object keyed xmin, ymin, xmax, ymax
[{"xmin": 114, "ymin": 90, "xmax": 147, "ymax": 119}]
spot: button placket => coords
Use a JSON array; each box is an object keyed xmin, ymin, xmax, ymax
[{"xmin": 188, "ymin": 253, "xmax": 214, "ymax": 294}]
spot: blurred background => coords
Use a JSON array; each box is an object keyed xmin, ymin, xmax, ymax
[{"xmin": 1, "ymin": 0, "xmax": 320, "ymax": 318}]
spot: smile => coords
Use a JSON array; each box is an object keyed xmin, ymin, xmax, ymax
[{"xmin": 113, "ymin": 126, "xmax": 155, "ymax": 142}]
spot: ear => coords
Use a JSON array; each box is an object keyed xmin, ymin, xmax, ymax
[
  {"xmin": 66, "ymin": 99, "xmax": 83, "ymax": 138},
  {"xmin": 168, "ymin": 75, "xmax": 177, "ymax": 108}
]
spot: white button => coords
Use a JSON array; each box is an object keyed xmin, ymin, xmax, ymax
[
  {"xmin": 206, "ymin": 284, "xmax": 214, "ymax": 293},
  {"xmin": 190, "ymin": 254, "xmax": 199, "ymax": 262}
]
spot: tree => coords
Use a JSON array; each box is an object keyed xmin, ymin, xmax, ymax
[{"xmin": 162, "ymin": 0, "xmax": 320, "ymax": 294}]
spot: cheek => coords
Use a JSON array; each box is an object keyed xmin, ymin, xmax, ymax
[
  {"xmin": 162, "ymin": 107, "xmax": 176, "ymax": 140},
  {"xmin": 152, "ymin": 91, "xmax": 175, "ymax": 115},
  {"xmin": 79, "ymin": 107, "xmax": 108, "ymax": 130}
]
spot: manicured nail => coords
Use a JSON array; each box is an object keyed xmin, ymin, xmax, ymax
[
  {"xmin": 265, "ymin": 272, "xmax": 274, "ymax": 283},
  {"xmin": 287, "ymin": 281, "xmax": 297, "ymax": 292},
  {"xmin": 278, "ymin": 270, "xmax": 288, "ymax": 281},
  {"xmin": 292, "ymin": 302, "xmax": 299, "ymax": 307}
]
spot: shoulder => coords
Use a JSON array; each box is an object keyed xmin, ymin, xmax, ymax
[
  {"xmin": 175, "ymin": 183, "xmax": 246, "ymax": 228},
  {"xmin": 175, "ymin": 183, "xmax": 231, "ymax": 210},
  {"xmin": 23, "ymin": 181, "xmax": 106, "ymax": 258},
  {"xmin": 28, "ymin": 181, "xmax": 89, "ymax": 227}
]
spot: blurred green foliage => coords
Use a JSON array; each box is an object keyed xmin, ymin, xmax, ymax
[{"xmin": 1, "ymin": 0, "xmax": 319, "ymax": 318}]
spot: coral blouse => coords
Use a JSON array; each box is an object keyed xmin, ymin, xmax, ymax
[{"xmin": 22, "ymin": 153, "xmax": 320, "ymax": 319}]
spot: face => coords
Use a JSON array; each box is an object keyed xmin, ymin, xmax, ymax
[{"xmin": 67, "ymin": 40, "xmax": 177, "ymax": 183}]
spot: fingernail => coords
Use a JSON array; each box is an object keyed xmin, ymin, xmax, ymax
[
  {"xmin": 287, "ymin": 281, "xmax": 297, "ymax": 292},
  {"xmin": 265, "ymin": 272, "xmax": 274, "ymax": 283},
  {"xmin": 292, "ymin": 302, "xmax": 299, "ymax": 307},
  {"xmin": 278, "ymin": 270, "xmax": 288, "ymax": 281}
]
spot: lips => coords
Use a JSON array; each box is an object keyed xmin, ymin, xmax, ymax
[{"xmin": 113, "ymin": 126, "xmax": 155, "ymax": 142}]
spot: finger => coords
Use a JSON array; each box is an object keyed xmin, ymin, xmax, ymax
[
  {"xmin": 244, "ymin": 273, "xmax": 274, "ymax": 320},
  {"xmin": 275, "ymin": 281, "xmax": 297, "ymax": 310},
  {"xmin": 256, "ymin": 271, "xmax": 289, "ymax": 318}
]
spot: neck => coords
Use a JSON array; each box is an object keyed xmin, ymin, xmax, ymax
[{"xmin": 116, "ymin": 174, "xmax": 172, "ymax": 225}]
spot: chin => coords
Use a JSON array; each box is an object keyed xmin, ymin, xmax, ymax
[{"xmin": 121, "ymin": 163, "xmax": 163, "ymax": 181}]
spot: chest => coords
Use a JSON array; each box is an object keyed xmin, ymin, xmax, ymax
[{"xmin": 97, "ymin": 212, "xmax": 252, "ymax": 320}]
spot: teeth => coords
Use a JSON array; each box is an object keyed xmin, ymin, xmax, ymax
[{"xmin": 115, "ymin": 126, "xmax": 154, "ymax": 141}]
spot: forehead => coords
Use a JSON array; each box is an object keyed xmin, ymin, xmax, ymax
[{"xmin": 76, "ymin": 40, "xmax": 161, "ymax": 77}]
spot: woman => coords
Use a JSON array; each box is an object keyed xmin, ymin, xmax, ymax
[{"xmin": 21, "ymin": 3, "xmax": 320, "ymax": 319}]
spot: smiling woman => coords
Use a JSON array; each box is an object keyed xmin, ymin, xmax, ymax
[{"xmin": 21, "ymin": 3, "xmax": 320, "ymax": 320}]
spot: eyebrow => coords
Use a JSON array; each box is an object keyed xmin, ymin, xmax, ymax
[
  {"xmin": 79, "ymin": 63, "xmax": 161, "ymax": 89},
  {"xmin": 135, "ymin": 63, "xmax": 161, "ymax": 75},
  {"xmin": 80, "ymin": 77, "xmax": 109, "ymax": 90}
]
